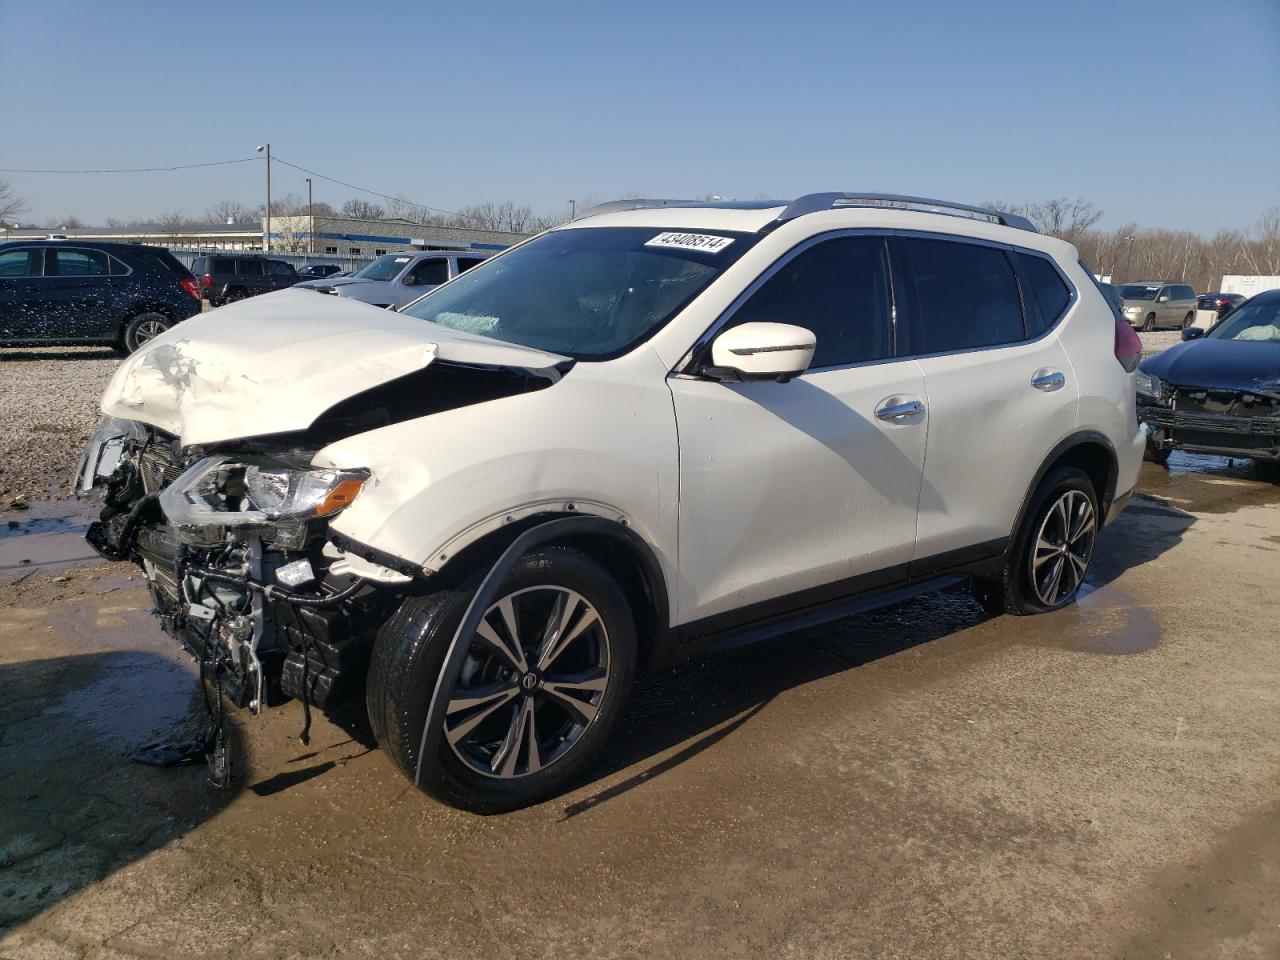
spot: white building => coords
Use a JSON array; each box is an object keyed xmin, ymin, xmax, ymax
[{"xmin": 1220, "ymin": 275, "xmax": 1280, "ymax": 297}]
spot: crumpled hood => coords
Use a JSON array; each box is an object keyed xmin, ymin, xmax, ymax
[
  {"xmin": 1141, "ymin": 338, "xmax": 1280, "ymax": 397},
  {"xmin": 101, "ymin": 289, "xmax": 568, "ymax": 446}
]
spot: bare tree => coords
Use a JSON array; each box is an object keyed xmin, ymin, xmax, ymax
[
  {"xmin": 155, "ymin": 209, "xmax": 191, "ymax": 243},
  {"xmin": 342, "ymin": 198, "xmax": 386, "ymax": 220},
  {"xmin": 0, "ymin": 177, "xmax": 29, "ymax": 225},
  {"xmin": 205, "ymin": 199, "xmax": 256, "ymax": 224},
  {"xmin": 56, "ymin": 214, "xmax": 85, "ymax": 229}
]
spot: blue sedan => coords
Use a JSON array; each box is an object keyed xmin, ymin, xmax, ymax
[{"xmin": 1137, "ymin": 288, "xmax": 1280, "ymax": 464}]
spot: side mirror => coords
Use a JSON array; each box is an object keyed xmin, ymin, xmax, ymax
[
  {"xmin": 703, "ymin": 322, "xmax": 815, "ymax": 383},
  {"xmin": 1157, "ymin": 295, "xmax": 1170, "ymax": 303},
  {"xmin": 1182, "ymin": 326, "xmax": 1205, "ymax": 341},
  {"xmin": 401, "ymin": 275, "xmax": 417, "ymax": 286}
]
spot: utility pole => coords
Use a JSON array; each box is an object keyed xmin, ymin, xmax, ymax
[
  {"xmin": 569, "ymin": 199, "xmax": 575, "ymax": 221},
  {"xmin": 256, "ymin": 143, "xmax": 272, "ymax": 252},
  {"xmin": 306, "ymin": 177, "xmax": 314, "ymax": 255},
  {"xmin": 1121, "ymin": 234, "xmax": 1135, "ymax": 281}
]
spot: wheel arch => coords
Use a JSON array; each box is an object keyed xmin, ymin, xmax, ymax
[
  {"xmin": 422, "ymin": 512, "xmax": 672, "ymax": 669},
  {"xmin": 1011, "ymin": 431, "xmax": 1118, "ymax": 541}
]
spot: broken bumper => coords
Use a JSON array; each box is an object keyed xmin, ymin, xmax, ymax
[{"xmin": 1140, "ymin": 404, "xmax": 1280, "ymax": 460}]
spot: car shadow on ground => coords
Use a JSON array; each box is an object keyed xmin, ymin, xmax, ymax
[
  {"xmin": 563, "ymin": 491, "xmax": 1196, "ymax": 818},
  {"xmin": 0, "ymin": 651, "xmax": 238, "ymax": 930},
  {"xmin": 0, "ymin": 348, "xmax": 119, "ymax": 362}
]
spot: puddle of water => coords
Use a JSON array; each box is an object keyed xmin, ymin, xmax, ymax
[
  {"xmin": 40, "ymin": 650, "xmax": 200, "ymax": 747},
  {"xmin": 1036, "ymin": 584, "xmax": 1160, "ymax": 656},
  {"xmin": 0, "ymin": 498, "xmax": 99, "ymax": 573}
]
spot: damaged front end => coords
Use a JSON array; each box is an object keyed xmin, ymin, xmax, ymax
[
  {"xmin": 1138, "ymin": 382, "xmax": 1280, "ymax": 460},
  {"xmin": 78, "ymin": 417, "xmax": 398, "ymax": 729}
]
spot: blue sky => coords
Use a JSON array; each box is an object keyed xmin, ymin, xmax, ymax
[{"xmin": 2, "ymin": 0, "xmax": 1277, "ymax": 233}]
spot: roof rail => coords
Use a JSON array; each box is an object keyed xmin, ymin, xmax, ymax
[
  {"xmin": 776, "ymin": 193, "xmax": 1038, "ymax": 232},
  {"xmin": 580, "ymin": 198, "xmax": 787, "ymax": 219}
]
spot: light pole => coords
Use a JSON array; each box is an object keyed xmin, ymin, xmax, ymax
[
  {"xmin": 1121, "ymin": 234, "xmax": 1135, "ymax": 281},
  {"xmin": 256, "ymin": 143, "xmax": 271, "ymax": 252},
  {"xmin": 306, "ymin": 177, "xmax": 313, "ymax": 255},
  {"xmin": 569, "ymin": 199, "xmax": 575, "ymax": 220}
]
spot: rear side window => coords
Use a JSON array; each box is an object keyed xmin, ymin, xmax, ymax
[
  {"xmin": 1015, "ymin": 252, "xmax": 1071, "ymax": 334},
  {"xmin": 238, "ymin": 259, "xmax": 263, "ymax": 276},
  {"xmin": 724, "ymin": 235, "xmax": 892, "ymax": 369},
  {"xmin": 213, "ymin": 258, "xmax": 235, "ymax": 273},
  {"xmin": 130, "ymin": 248, "xmax": 188, "ymax": 275},
  {"xmin": 48, "ymin": 248, "xmax": 111, "ymax": 276},
  {"xmin": 1178, "ymin": 285, "xmax": 1195, "ymax": 300},
  {"xmin": 894, "ymin": 238, "xmax": 1025, "ymax": 354},
  {"xmin": 456, "ymin": 257, "xmax": 485, "ymax": 273},
  {"xmin": 0, "ymin": 248, "xmax": 43, "ymax": 277},
  {"xmin": 109, "ymin": 255, "xmax": 130, "ymax": 276}
]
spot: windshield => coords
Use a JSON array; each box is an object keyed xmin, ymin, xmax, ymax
[
  {"xmin": 400, "ymin": 227, "xmax": 760, "ymax": 359},
  {"xmin": 1119, "ymin": 284, "xmax": 1160, "ymax": 300},
  {"xmin": 352, "ymin": 254, "xmax": 412, "ymax": 281},
  {"xmin": 1207, "ymin": 298, "xmax": 1280, "ymax": 343}
]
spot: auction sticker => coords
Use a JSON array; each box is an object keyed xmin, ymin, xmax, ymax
[{"xmin": 644, "ymin": 232, "xmax": 735, "ymax": 253}]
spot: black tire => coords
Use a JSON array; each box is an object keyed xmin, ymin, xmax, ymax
[
  {"xmin": 974, "ymin": 466, "xmax": 1099, "ymax": 616},
  {"xmin": 1143, "ymin": 439, "xmax": 1172, "ymax": 465},
  {"xmin": 1142, "ymin": 313, "xmax": 1156, "ymax": 332},
  {"xmin": 367, "ymin": 545, "xmax": 636, "ymax": 812},
  {"xmin": 121, "ymin": 311, "xmax": 172, "ymax": 353},
  {"xmin": 225, "ymin": 287, "xmax": 248, "ymax": 303},
  {"xmin": 1182, "ymin": 312, "xmax": 1195, "ymax": 329}
]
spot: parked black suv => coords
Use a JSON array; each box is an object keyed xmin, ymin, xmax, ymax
[
  {"xmin": 191, "ymin": 254, "xmax": 300, "ymax": 306},
  {"xmin": 296, "ymin": 263, "xmax": 343, "ymax": 281},
  {"xmin": 0, "ymin": 240, "xmax": 202, "ymax": 353}
]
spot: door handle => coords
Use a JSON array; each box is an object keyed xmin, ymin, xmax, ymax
[
  {"xmin": 875, "ymin": 398, "xmax": 926, "ymax": 422},
  {"xmin": 1031, "ymin": 370, "xmax": 1066, "ymax": 392}
]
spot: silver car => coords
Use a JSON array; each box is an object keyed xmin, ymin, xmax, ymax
[
  {"xmin": 1118, "ymin": 281, "xmax": 1198, "ymax": 331},
  {"xmin": 297, "ymin": 250, "xmax": 491, "ymax": 309}
]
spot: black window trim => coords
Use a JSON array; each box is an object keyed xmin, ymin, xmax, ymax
[{"xmin": 678, "ymin": 228, "xmax": 1078, "ymax": 376}]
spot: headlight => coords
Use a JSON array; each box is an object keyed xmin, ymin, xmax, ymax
[
  {"xmin": 1135, "ymin": 370, "xmax": 1165, "ymax": 399},
  {"xmin": 76, "ymin": 416, "xmax": 147, "ymax": 494},
  {"xmin": 1124, "ymin": 306, "xmax": 1141, "ymax": 315},
  {"xmin": 159, "ymin": 456, "xmax": 367, "ymax": 529}
]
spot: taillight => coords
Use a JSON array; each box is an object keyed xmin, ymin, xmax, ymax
[
  {"xmin": 1114, "ymin": 316, "xmax": 1142, "ymax": 372},
  {"xmin": 202, "ymin": 273, "xmax": 213, "ymax": 289},
  {"xmin": 180, "ymin": 277, "xmax": 202, "ymax": 301}
]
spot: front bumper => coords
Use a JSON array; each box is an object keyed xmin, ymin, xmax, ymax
[{"xmin": 1139, "ymin": 403, "xmax": 1280, "ymax": 460}]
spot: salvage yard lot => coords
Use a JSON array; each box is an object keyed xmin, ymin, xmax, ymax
[{"xmin": 1, "ymin": 334, "xmax": 1278, "ymax": 958}]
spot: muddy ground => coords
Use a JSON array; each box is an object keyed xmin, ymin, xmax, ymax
[{"xmin": 1, "ymin": 451, "xmax": 1278, "ymax": 959}]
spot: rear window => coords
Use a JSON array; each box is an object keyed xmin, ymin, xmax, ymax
[
  {"xmin": 894, "ymin": 238, "xmax": 1026, "ymax": 354},
  {"xmin": 1119, "ymin": 284, "xmax": 1159, "ymax": 300}
]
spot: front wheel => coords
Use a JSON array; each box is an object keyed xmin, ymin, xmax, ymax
[
  {"xmin": 367, "ymin": 546, "xmax": 636, "ymax": 812},
  {"xmin": 974, "ymin": 466, "xmax": 1099, "ymax": 616},
  {"xmin": 1142, "ymin": 313, "xmax": 1156, "ymax": 332}
]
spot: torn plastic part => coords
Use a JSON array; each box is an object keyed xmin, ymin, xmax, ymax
[{"xmin": 326, "ymin": 550, "xmax": 414, "ymax": 585}]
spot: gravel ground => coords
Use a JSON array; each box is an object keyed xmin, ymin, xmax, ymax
[
  {"xmin": 0, "ymin": 347, "xmax": 121, "ymax": 509},
  {"xmin": 0, "ymin": 328, "xmax": 1183, "ymax": 510}
]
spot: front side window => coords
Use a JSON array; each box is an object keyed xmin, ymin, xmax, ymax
[
  {"xmin": 238, "ymin": 259, "xmax": 263, "ymax": 277},
  {"xmin": 894, "ymin": 238, "xmax": 1025, "ymax": 354},
  {"xmin": 0, "ymin": 248, "xmax": 42, "ymax": 277},
  {"xmin": 400, "ymin": 227, "xmax": 760, "ymax": 360},
  {"xmin": 265, "ymin": 260, "xmax": 294, "ymax": 276},
  {"xmin": 48, "ymin": 248, "xmax": 110, "ymax": 277},
  {"xmin": 1207, "ymin": 298, "xmax": 1280, "ymax": 343},
  {"xmin": 407, "ymin": 258, "xmax": 448, "ymax": 286},
  {"xmin": 721, "ymin": 235, "xmax": 892, "ymax": 368}
]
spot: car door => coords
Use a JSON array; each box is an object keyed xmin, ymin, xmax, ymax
[
  {"xmin": 265, "ymin": 259, "xmax": 298, "ymax": 291},
  {"xmin": 40, "ymin": 247, "xmax": 116, "ymax": 338},
  {"xmin": 892, "ymin": 236, "xmax": 1080, "ymax": 567},
  {"xmin": 668, "ymin": 233, "xmax": 928, "ymax": 625},
  {"xmin": 398, "ymin": 256, "xmax": 449, "ymax": 307},
  {"xmin": 0, "ymin": 247, "xmax": 46, "ymax": 339},
  {"xmin": 237, "ymin": 257, "xmax": 265, "ymax": 294}
]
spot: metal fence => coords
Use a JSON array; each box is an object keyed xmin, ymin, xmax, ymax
[{"xmin": 168, "ymin": 247, "xmax": 376, "ymax": 273}]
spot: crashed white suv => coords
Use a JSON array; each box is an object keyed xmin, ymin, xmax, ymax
[{"xmin": 78, "ymin": 194, "xmax": 1145, "ymax": 811}]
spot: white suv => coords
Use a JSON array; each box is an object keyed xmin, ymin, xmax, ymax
[{"xmin": 78, "ymin": 194, "xmax": 1145, "ymax": 811}]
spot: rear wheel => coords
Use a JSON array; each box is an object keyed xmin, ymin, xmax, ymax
[
  {"xmin": 367, "ymin": 546, "xmax": 636, "ymax": 812},
  {"xmin": 225, "ymin": 287, "xmax": 248, "ymax": 303},
  {"xmin": 121, "ymin": 311, "xmax": 171, "ymax": 353},
  {"xmin": 974, "ymin": 466, "xmax": 1099, "ymax": 616}
]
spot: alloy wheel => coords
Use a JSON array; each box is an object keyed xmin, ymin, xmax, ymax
[
  {"xmin": 1029, "ymin": 490, "xmax": 1096, "ymax": 606},
  {"xmin": 132, "ymin": 317, "xmax": 169, "ymax": 347},
  {"xmin": 443, "ymin": 585, "xmax": 611, "ymax": 779}
]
